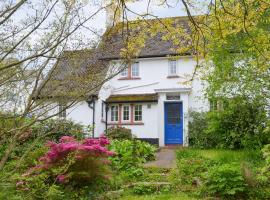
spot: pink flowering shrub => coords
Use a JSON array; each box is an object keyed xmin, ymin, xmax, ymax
[{"xmin": 30, "ymin": 135, "xmax": 114, "ymax": 186}]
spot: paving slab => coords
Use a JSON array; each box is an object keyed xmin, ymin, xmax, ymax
[{"xmin": 144, "ymin": 148, "xmax": 177, "ymax": 168}]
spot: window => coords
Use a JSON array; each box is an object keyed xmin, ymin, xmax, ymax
[
  {"xmin": 168, "ymin": 60, "xmax": 177, "ymax": 75},
  {"xmin": 131, "ymin": 62, "xmax": 139, "ymax": 77},
  {"xmin": 122, "ymin": 105, "xmax": 130, "ymax": 121},
  {"xmin": 120, "ymin": 67, "xmax": 128, "ymax": 77},
  {"xmin": 111, "ymin": 105, "xmax": 119, "ymax": 122},
  {"xmin": 166, "ymin": 94, "xmax": 180, "ymax": 100},
  {"xmin": 59, "ymin": 104, "xmax": 66, "ymax": 118},
  {"xmin": 134, "ymin": 105, "xmax": 142, "ymax": 121}
]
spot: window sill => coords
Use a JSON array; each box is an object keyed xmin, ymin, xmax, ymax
[
  {"xmin": 118, "ymin": 77, "xmax": 141, "ymax": 80},
  {"xmin": 108, "ymin": 122, "xmax": 144, "ymax": 125},
  {"xmin": 167, "ymin": 75, "xmax": 180, "ymax": 79}
]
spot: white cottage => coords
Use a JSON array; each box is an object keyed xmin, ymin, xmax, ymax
[{"xmin": 42, "ymin": 17, "xmax": 209, "ymax": 146}]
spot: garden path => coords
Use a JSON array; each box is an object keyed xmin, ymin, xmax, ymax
[{"xmin": 144, "ymin": 148, "xmax": 177, "ymax": 168}]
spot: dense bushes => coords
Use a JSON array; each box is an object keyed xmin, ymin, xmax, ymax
[
  {"xmin": 105, "ymin": 126, "xmax": 133, "ymax": 140},
  {"xmin": 189, "ymin": 97, "xmax": 269, "ymax": 149},
  {"xmin": 202, "ymin": 163, "xmax": 246, "ymax": 198},
  {"xmin": 31, "ymin": 119, "xmax": 85, "ymax": 141},
  {"xmin": 172, "ymin": 148, "xmax": 269, "ymax": 199},
  {"xmin": 109, "ymin": 139, "xmax": 156, "ymax": 171},
  {"xmin": 3, "ymin": 135, "xmax": 115, "ymax": 199}
]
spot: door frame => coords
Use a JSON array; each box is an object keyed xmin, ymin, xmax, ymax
[{"xmin": 164, "ymin": 101, "xmax": 183, "ymax": 145}]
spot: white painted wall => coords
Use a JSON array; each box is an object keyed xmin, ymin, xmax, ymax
[{"xmin": 58, "ymin": 56, "xmax": 209, "ymax": 146}]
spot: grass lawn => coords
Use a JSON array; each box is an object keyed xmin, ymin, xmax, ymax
[{"xmin": 176, "ymin": 148, "xmax": 263, "ymax": 167}]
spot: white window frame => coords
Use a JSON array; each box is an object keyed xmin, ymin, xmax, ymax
[
  {"xmin": 110, "ymin": 105, "xmax": 119, "ymax": 122},
  {"xmin": 134, "ymin": 104, "xmax": 142, "ymax": 122},
  {"xmin": 120, "ymin": 67, "xmax": 128, "ymax": 77},
  {"xmin": 122, "ymin": 105, "xmax": 130, "ymax": 122},
  {"xmin": 168, "ymin": 60, "xmax": 177, "ymax": 75},
  {"xmin": 131, "ymin": 62, "xmax": 139, "ymax": 77}
]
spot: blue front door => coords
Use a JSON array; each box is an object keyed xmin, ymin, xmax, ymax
[{"xmin": 165, "ymin": 102, "xmax": 183, "ymax": 144}]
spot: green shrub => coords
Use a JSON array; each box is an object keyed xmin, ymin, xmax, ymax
[
  {"xmin": 171, "ymin": 150, "xmax": 215, "ymax": 189},
  {"xmin": 106, "ymin": 126, "xmax": 133, "ymax": 140},
  {"xmin": 188, "ymin": 111, "xmax": 209, "ymax": 148},
  {"xmin": 109, "ymin": 139, "xmax": 156, "ymax": 171},
  {"xmin": 31, "ymin": 119, "xmax": 85, "ymax": 141},
  {"xmin": 132, "ymin": 183, "xmax": 172, "ymax": 195},
  {"xmin": 257, "ymin": 144, "xmax": 270, "ymax": 186},
  {"xmin": 189, "ymin": 97, "xmax": 269, "ymax": 149},
  {"xmin": 201, "ymin": 163, "xmax": 246, "ymax": 198}
]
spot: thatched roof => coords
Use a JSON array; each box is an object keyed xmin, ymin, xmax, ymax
[
  {"xmin": 37, "ymin": 49, "xmax": 109, "ymax": 100},
  {"xmin": 98, "ymin": 16, "xmax": 192, "ymax": 60}
]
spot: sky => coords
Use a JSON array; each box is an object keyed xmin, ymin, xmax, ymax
[{"xmin": 90, "ymin": 0, "xmax": 208, "ymax": 33}]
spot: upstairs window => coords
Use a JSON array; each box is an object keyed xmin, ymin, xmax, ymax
[
  {"xmin": 122, "ymin": 105, "xmax": 130, "ymax": 121},
  {"xmin": 111, "ymin": 105, "xmax": 119, "ymax": 122},
  {"xmin": 131, "ymin": 62, "xmax": 139, "ymax": 77},
  {"xmin": 168, "ymin": 60, "xmax": 177, "ymax": 75},
  {"xmin": 120, "ymin": 67, "xmax": 128, "ymax": 77},
  {"xmin": 59, "ymin": 103, "xmax": 66, "ymax": 118},
  {"xmin": 134, "ymin": 105, "xmax": 142, "ymax": 121}
]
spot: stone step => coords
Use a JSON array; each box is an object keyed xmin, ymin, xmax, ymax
[
  {"xmin": 123, "ymin": 181, "xmax": 171, "ymax": 188},
  {"xmin": 143, "ymin": 166, "xmax": 172, "ymax": 174}
]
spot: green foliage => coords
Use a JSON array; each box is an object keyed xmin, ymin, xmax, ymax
[
  {"xmin": 201, "ymin": 163, "xmax": 246, "ymax": 198},
  {"xmin": 189, "ymin": 97, "xmax": 269, "ymax": 149},
  {"xmin": 106, "ymin": 126, "xmax": 133, "ymax": 140},
  {"xmin": 172, "ymin": 149, "xmax": 266, "ymax": 199},
  {"xmin": 171, "ymin": 149, "xmax": 215, "ymax": 189},
  {"xmin": 109, "ymin": 139, "xmax": 156, "ymax": 171},
  {"xmin": 132, "ymin": 184, "xmax": 171, "ymax": 195},
  {"xmin": 31, "ymin": 119, "xmax": 85, "ymax": 141},
  {"xmin": 188, "ymin": 111, "xmax": 208, "ymax": 148},
  {"xmin": 257, "ymin": 144, "xmax": 270, "ymax": 186}
]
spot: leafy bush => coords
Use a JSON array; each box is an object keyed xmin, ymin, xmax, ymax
[
  {"xmin": 132, "ymin": 183, "xmax": 171, "ymax": 195},
  {"xmin": 106, "ymin": 126, "xmax": 133, "ymax": 140},
  {"xmin": 188, "ymin": 111, "xmax": 208, "ymax": 148},
  {"xmin": 171, "ymin": 149, "xmax": 215, "ymax": 189},
  {"xmin": 21, "ymin": 135, "xmax": 114, "ymax": 187},
  {"xmin": 31, "ymin": 119, "xmax": 85, "ymax": 141},
  {"xmin": 109, "ymin": 139, "xmax": 156, "ymax": 171},
  {"xmin": 257, "ymin": 144, "xmax": 270, "ymax": 186},
  {"xmin": 189, "ymin": 97, "xmax": 269, "ymax": 149},
  {"xmin": 201, "ymin": 163, "xmax": 246, "ymax": 198}
]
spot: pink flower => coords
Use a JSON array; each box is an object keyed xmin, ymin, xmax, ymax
[
  {"xmin": 56, "ymin": 174, "xmax": 67, "ymax": 183},
  {"xmin": 59, "ymin": 136, "xmax": 75, "ymax": 143}
]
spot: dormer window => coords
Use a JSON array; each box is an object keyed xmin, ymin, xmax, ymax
[
  {"xmin": 131, "ymin": 62, "xmax": 139, "ymax": 77},
  {"xmin": 168, "ymin": 60, "xmax": 177, "ymax": 75}
]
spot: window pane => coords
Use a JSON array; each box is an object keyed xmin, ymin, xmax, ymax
[
  {"xmin": 131, "ymin": 62, "xmax": 139, "ymax": 77},
  {"xmin": 121, "ymin": 68, "xmax": 128, "ymax": 77},
  {"xmin": 169, "ymin": 60, "xmax": 177, "ymax": 75},
  {"xmin": 134, "ymin": 105, "xmax": 142, "ymax": 121},
  {"xmin": 59, "ymin": 104, "xmax": 66, "ymax": 118},
  {"xmin": 123, "ymin": 105, "xmax": 130, "ymax": 121},
  {"xmin": 111, "ymin": 106, "xmax": 118, "ymax": 121}
]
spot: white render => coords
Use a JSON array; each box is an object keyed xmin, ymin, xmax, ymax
[{"xmin": 60, "ymin": 56, "xmax": 209, "ymax": 146}]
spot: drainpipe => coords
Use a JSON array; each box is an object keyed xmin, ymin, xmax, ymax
[
  {"xmin": 105, "ymin": 102, "xmax": 109, "ymax": 134},
  {"xmin": 86, "ymin": 95, "xmax": 97, "ymax": 138}
]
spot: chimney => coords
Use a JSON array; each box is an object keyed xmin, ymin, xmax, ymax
[{"xmin": 104, "ymin": 0, "xmax": 121, "ymax": 28}]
